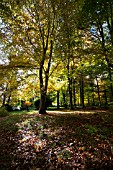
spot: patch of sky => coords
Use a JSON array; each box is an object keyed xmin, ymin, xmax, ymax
[
  {"xmin": 90, "ymin": 22, "xmax": 110, "ymax": 42},
  {"xmin": 90, "ymin": 25, "xmax": 97, "ymax": 35}
]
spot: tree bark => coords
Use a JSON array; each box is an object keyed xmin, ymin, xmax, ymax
[
  {"xmin": 62, "ymin": 92, "xmax": 67, "ymax": 109},
  {"xmin": 69, "ymin": 77, "xmax": 73, "ymax": 110},
  {"xmin": 7, "ymin": 93, "xmax": 11, "ymax": 104},
  {"xmin": 73, "ymin": 78, "xmax": 76, "ymax": 107},
  {"xmin": 108, "ymin": 66, "xmax": 113, "ymax": 102},
  {"xmin": 2, "ymin": 85, "xmax": 8, "ymax": 106},
  {"xmin": 39, "ymin": 89, "xmax": 47, "ymax": 114},
  {"xmin": 57, "ymin": 91, "xmax": 60, "ymax": 109},
  {"xmin": 39, "ymin": 40, "xmax": 53, "ymax": 114},
  {"xmin": 80, "ymin": 76, "xmax": 85, "ymax": 108},
  {"xmin": 87, "ymin": 95, "xmax": 90, "ymax": 106},
  {"xmin": 67, "ymin": 58, "xmax": 73, "ymax": 110},
  {"xmin": 96, "ymin": 77, "xmax": 101, "ymax": 106},
  {"xmin": 39, "ymin": 57, "xmax": 47, "ymax": 114},
  {"xmin": 104, "ymin": 89, "xmax": 108, "ymax": 107},
  {"xmin": 2, "ymin": 93, "xmax": 6, "ymax": 106}
]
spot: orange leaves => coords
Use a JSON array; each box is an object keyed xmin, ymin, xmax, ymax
[{"xmin": 24, "ymin": 101, "xmax": 32, "ymax": 106}]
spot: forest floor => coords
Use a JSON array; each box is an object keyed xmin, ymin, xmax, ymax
[{"xmin": 0, "ymin": 109, "xmax": 113, "ymax": 170}]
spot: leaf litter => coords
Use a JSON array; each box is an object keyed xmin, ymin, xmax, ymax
[{"xmin": 0, "ymin": 110, "xmax": 113, "ymax": 169}]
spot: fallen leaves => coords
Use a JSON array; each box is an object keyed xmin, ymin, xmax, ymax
[{"xmin": 0, "ymin": 110, "xmax": 113, "ymax": 169}]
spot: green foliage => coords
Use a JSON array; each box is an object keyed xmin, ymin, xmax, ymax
[
  {"xmin": 85, "ymin": 125, "xmax": 98, "ymax": 135},
  {"xmin": 0, "ymin": 107, "xmax": 9, "ymax": 117},
  {"xmin": 1, "ymin": 0, "xmax": 113, "ymax": 109}
]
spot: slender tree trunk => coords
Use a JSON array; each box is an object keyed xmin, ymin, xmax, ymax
[
  {"xmin": 87, "ymin": 95, "xmax": 90, "ymax": 106},
  {"xmin": 67, "ymin": 61, "xmax": 73, "ymax": 110},
  {"xmin": 2, "ymin": 85, "xmax": 8, "ymax": 106},
  {"xmin": 92, "ymin": 90, "xmax": 95, "ymax": 106},
  {"xmin": 108, "ymin": 66, "xmax": 113, "ymax": 102},
  {"xmin": 57, "ymin": 90, "xmax": 60, "ymax": 109},
  {"xmin": 104, "ymin": 89, "xmax": 108, "ymax": 108},
  {"xmin": 62, "ymin": 92, "xmax": 67, "ymax": 109},
  {"xmin": 7, "ymin": 93, "xmax": 11, "ymax": 104},
  {"xmin": 96, "ymin": 77, "xmax": 101, "ymax": 106},
  {"xmin": 80, "ymin": 76, "xmax": 85, "ymax": 108},
  {"xmin": 70, "ymin": 78, "xmax": 73, "ymax": 110},
  {"xmin": 68, "ymin": 77, "xmax": 73, "ymax": 110},
  {"xmin": 92, "ymin": 95, "xmax": 95, "ymax": 105},
  {"xmin": 73, "ymin": 78, "xmax": 76, "ymax": 108},
  {"xmin": 2, "ymin": 93, "xmax": 6, "ymax": 106}
]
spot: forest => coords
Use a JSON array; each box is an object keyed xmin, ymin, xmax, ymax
[
  {"xmin": 0, "ymin": 0, "xmax": 113, "ymax": 169},
  {"xmin": 0, "ymin": 0, "xmax": 113, "ymax": 112}
]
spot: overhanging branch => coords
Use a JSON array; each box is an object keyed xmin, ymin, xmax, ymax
[{"xmin": 0, "ymin": 64, "xmax": 39, "ymax": 70}]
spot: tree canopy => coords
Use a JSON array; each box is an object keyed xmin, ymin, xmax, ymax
[{"xmin": 0, "ymin": 0, "xmax": 113, "ymax": 112}]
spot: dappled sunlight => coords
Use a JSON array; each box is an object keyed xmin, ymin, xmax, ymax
[
  {"xmin": 1, "ymin": 110, "xmax": 113, "ymax": 169},
  {"xmin": 15, "ymin": 117, "xmax": 87, "ymax": 169},
  {"xmin": 12, "ymin": 110, "xmax": 113, "ymax": 169},
  {"xmin": 47, "ymin": 109, "xmax": 106, "ymax": 116}
]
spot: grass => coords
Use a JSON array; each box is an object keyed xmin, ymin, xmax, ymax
[
  {"xmin": 0, "ymin": 106, "xmax": 9, "ymax": 117},
  {"xmin": 0, "ymin": 111, "xmax": 26, "ymax": 132},
  {"xmin": 0, "ymin": 109, "xmax": 113, "ymax": 169}
]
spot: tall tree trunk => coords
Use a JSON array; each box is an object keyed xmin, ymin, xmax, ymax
[
  {"xmin": 96, "ymin": 77, "xmax": 101, "ymax": 106},
  {"xmin": 67, "ymin": 59, "xmax": 73, "ymax": 110},
  {"xmin": 39, "ymin": 40, "xmax": 53, "ymax": 114},
  {"xmin": 39, "ymin": 57, "xmax": 47, "ymax": 114},
  {"xmin": 108, "ymin": 66, "xmax": 113, "ymax": 102},
  {"xmin": 2, "ymin": 93, "xmax": 6, "ymax": 106},
  {"xmin": 87, "ymin": 95, "xmax": 90, "ymax": 106},
  {"xmin": 2, "ymin": 85, "xmax": 8, "ymax": 106},
  {"xmin": 39, "ymin": 88, "xmax": 47, "ymax": 114},
  {"xmin": 92, "ymin": 89, "xmax": 95, "ymax": 106},
  {"xmin": 67, "ymin": 66, "xmax": 73, "ymax": 110},
  {"xmin": 57, "ymin": 91, "xmax": 60, "ymax": 109},
  {"xmin": 69, "ymin": 77, "xmax": 73, "ymax": 110},
  {"xmin": 62, "ymin": 92, "xmax": 67, "ymax": 108},
  {"xmin": 104, "ymin": 89, "xmax": 108, "ymax": 108},
  {"xmin": 73, "ymin": 78, "xmax": 76, "ymax": 108},
  {"xmin": 7, "ymin": 93, "xmax": 11, "ymax": 104},
  {"xmin": 80, "ymin": 77, "xmax": 85, "ymax": 108}
]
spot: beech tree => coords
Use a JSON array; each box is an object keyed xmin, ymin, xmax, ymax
[{"xmin": 0, "ymin": 0, "xmax": 61, "ymax": 113}]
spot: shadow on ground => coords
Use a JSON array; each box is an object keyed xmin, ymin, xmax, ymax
[{"xmin": 0, "ymin": 109, "xmax": 113, "ymax": 170}]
